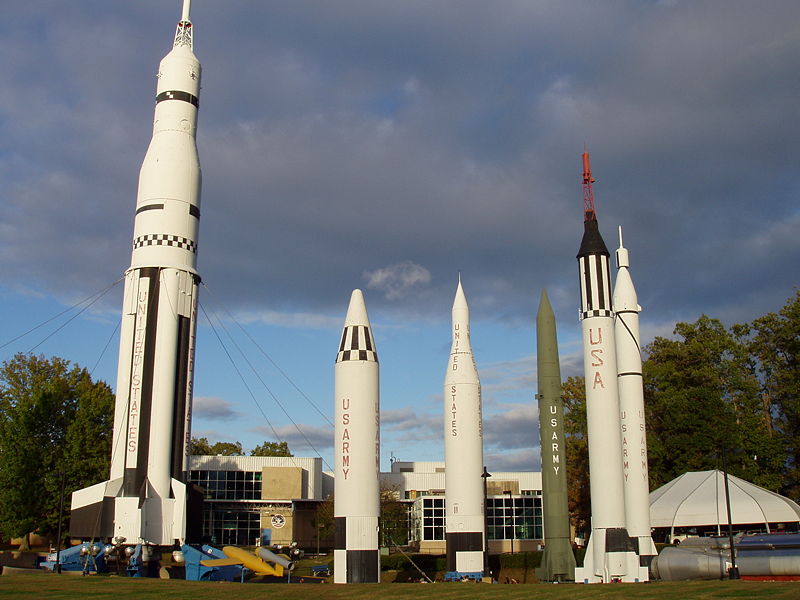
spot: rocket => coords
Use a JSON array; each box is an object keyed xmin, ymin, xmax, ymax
[
  {"xmin": 573, "ymin": 151, "xmax": 644, "ymax": 583},
  {"xmin": 334, "ymin": 289, "xmax": 380, "ymax": 584},
  {"xmin": 443, "ymin": 278, "xmax": 485, "ymax": 578},
  {"xmin": 534, "ymin": 289, "xmax": 576, "ymax": 582},
  {"xmin": 613, "ymin": 227, "xmax": 656, "ymax": 568},
  {"xmin": 70, "ymin": 0, "xmax": 201, "ymax": 546}
]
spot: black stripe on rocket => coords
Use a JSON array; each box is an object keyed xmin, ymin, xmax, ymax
[
  {"xmin": 156, "ymin": 90, "xmax": 199, "ymax": 107},
  {"xmin": 171, "ymin": 313, "xmax": 192, "ymax": 483},
  {"xmin": 336, "ymin": 326, "xmax": 378, "ymax": 363}
]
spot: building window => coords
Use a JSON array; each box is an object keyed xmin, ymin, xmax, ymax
[
  {"xmin": 421, "ymin": 497, "xmax": 445, "ymax": 541},
  {"xmin": 202, "ymin": 505, "xmax": 262, "ymax": 546},
  {"xmin": 486, "ymin": 496, "xmax": 542, "ymax": 540},
  {"xmin": 189, "ymin": 470, "xmax": 263, "ymax": 500}
]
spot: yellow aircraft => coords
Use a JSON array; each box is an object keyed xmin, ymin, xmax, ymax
[{"xmin": 201, "ymin": 546, "xmax": 295, "ymax": 577}]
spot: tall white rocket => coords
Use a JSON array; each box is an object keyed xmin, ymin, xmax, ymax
[
  {"xmin": 334, "ymin": 290, "xmax": 380, "ymax": 584},
  {"xmin": 71, "ymin": 0, "xmax": 201, "ymax": 546},
  {"xmin": 574, "ymin": 152, "xmax": 644, "ymax": 583},
  {"xmin": 443, "ymin": 278, "xmax": 485, "ymax": 577},
  {"xmin": 613, "ymin": 228, "xmax": 656, "ymax": 568}
]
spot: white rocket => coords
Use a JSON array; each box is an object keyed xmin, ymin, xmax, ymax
[
  {"xmin": 443, "ymin": 278, "xmax": 485, "ymax": 577},
  {"xmin": 613, "ymin": 227, "xmax": 656, "ymax": 569},
  {"xmin": 71, "ymin": 0, "xmax": 201, "ymax": 546},
  {"xmin": 334, "ymin": 290, "xmax": 380, "ymax": 584},
  {"xmin": 574, "ymin": 152, "xmax": 644, "ymax": 583}
]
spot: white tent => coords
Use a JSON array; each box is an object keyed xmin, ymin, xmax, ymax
[{"xmin": 649, "ymin": 470, "xmax": 800, "ymax": 535}]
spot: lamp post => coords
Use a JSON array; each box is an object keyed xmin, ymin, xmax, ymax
[
  {"xmin": 503, "ymin": 490, "xmax": 514, "ymax": 555},
  {"xmin": 481, "ymin": 466, "xmax": 491, "ymax": 576},
  {"xmin": 721, "ymin": 447, "xmax": 740, "ymax": 580},
  {"xmin": 55, "ymin": 471, "xmax": 66, "ymax": 574}
]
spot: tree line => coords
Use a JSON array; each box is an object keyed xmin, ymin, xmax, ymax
[
  {"xmin": 1, "ymin": 290, "xmax": 796, "ymax": 547},
  {"xmin": 0, "ymin": 352, "xmax": 292, "ymax": 548},
  {"xmin": 565, "ymin": 289, "xmax": 800, "ymax": 535}
]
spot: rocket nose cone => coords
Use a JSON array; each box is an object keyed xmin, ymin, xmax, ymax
[
  {"xmin": 344, "ymin": 289, "xmax": 371, "ymax": 327},
  {"xmin": 538, "ymin": 288, "xmax": 552, "ymax": 312},
  {"xmin": 453, "ymin": 279, "xmax": 468, "ymax": 312}
]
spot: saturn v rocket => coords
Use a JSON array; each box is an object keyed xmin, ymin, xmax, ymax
[{"xmin": 71, "ymin": 0, "xmax": 202, "ymax": 546}]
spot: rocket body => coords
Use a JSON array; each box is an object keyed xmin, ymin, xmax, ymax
[
  {"xmin": 535, "ymin": 290, "xmax": 576, "ymax": 582},
  {"xmin": 70, "ymin": 3, "xmax": 201, "ymax": 546},
  {"xmin": 613, "ymin": 232, "xmax": 656, "ymax": 567},
  {"xmin": 334, "ymin": 290, "xmax": 380, "ymax": 584},
  {"xmin": 574, "ymin": 216, "xmax": 643, "ymax": 583},
  {"xmin": 443, "ymin": 280, "xmax": 485, "ymax": 577}
]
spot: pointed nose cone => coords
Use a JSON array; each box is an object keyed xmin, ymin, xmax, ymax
[
  {"xmin": 344, "ymin": 289, "xmax": 371, "ymax": 327},
  {"xmin": 450, "ymin": 278, "xmax": 472, "ymax": 354},
  {"xmin": 452, "ymin": 279, "xmax": 470, "ymax": 327},
  {"xmin": 537, "ymin": 289, "xmax": 555, "ymax": 327}
]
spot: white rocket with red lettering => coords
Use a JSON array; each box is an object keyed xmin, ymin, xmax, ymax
[
  {"xmin": 334, "ymin": 289, "xmax": 380, "ymax": 584},
  {"xmin": 613, "ymin": 227, "xmax": 656, "ymax": 570},
  {"xmin": 574, "ymin": 152, "xmax": 644, "ymax": 583},
  {"xmin": 70, "ymin": 0, "xmax": 201, "ymax": 547},
  {"xmin": 443, "ymin": 278, "xmax": 485, "ymax": 577}
]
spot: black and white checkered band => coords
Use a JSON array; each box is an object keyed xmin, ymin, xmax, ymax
[
  {"xmin": 133, "ymin": 234, "xmax": 197, "ymax": 254},
  {"xmin": 581, "ymin": 308, "xmax": 613, "ymax": 319},
  {"xmin": 336, "ymin": 325, "xmax": 378, "ymax": 363},
  {"xmin": 337, "ymin": 349, "xmax": 378, "ymax": 362}
]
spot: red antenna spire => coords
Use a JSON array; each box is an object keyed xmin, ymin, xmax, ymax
[{"xmin": 582, "ymin": 149, "xmax": 596, "ymax": 222}]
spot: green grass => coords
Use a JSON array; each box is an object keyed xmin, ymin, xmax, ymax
[{"xmin": 0, "ymin": 573, "xmax": 798, "ymax": 600}]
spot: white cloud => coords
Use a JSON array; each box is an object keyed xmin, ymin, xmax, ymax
[{"xmin": 363, "ymin": 262, "xmax": 432, "ymax": 300}]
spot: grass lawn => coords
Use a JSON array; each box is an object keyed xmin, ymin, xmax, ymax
[{"xmin": 0, "ymin": 573, "xmax": 798, "ymax": 600}]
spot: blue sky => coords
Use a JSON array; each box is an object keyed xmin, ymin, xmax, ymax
[{"xmin": 1, "ymin": 1, "xmax": 798, "ymax": 472}]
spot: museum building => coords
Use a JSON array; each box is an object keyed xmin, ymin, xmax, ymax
[{"xmin": 189, "ymin": 456, "xmax": 544, "ymax": 553}]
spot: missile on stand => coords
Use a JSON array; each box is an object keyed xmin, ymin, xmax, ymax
[
  {"xmin": 70, "ymin": 0, "xmax": 202, "ymax": 547},
  {"xmin": 613, "ymin": 228, "xmax": 656, "ymax": 570},
  {"xmin": 443, "ymin": 278, "xmax": 486, "ymax": 580},
  {"xmin": 535, "ymin": 290, "xmax": 577, "ymax": 582},
  {"xmin": 334, "ymin": 290, "xmax": 380, "ymax": 583}
]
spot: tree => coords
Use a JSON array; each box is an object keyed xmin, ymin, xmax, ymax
[
  {"xmin": 734, "ymin": 289, "xmax": 800, "ymax": 497},
  {"xmin": 189, "ymin": 437, "xmax": 244, "ymax": 456},
  {"xmin": 380, "ymin": 485, "xmax": 409, "ymax": 547},
  {"xmin": 643, "ymin": 316, "xmax": 782, "ymax": 491},
  {"xmin": 562, "ymin": 376, "xmax": 590, "ymax": 537},
  {"xmin": 0, "ymin": 354, "xmax": 114, "ymax": 548},
  {"xmin": 250, "ymin": 441, "xmax": 293, "ymax": 457}
]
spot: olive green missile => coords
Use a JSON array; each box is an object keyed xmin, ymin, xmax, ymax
[{"xmin": 535, "ymin": 289, "xmax": 577, "ymax": 582}]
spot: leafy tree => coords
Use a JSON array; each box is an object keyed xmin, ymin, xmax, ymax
[
  {"xmin": 189, "ymin": 437, "xmax": 243, "ymax": 456},
  {"xmin": 562, "ymin": 376, "xmax": 590, "ymax": 537},
  {"xmin": 250, "ymin": 441, "xmax": 293, "ymax": 457},
  {"xmin": 643, "ymin": 316, "xmax": 781, "ymax": 491},
  {"xmin": 734, "ymin": 289, "xmax": 800, "ymax": 496},
  {"xmin": 311, "ymin": 494, "xmax": 335, "ymax": 553},
  {"xmin": 0, "ymin": 354, "xmax": 113, "ymax": 548},
  {"xmin": 380, "ymin": 485, "xmax": 409, "ymax": 547}
]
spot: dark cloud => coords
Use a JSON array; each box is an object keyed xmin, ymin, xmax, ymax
[
  {"xmin": 483, "ymin": 403, "xmax": 538, "ymax": 452},
  {"xmin": 250, "ymin": 423, "xmax": 333, "ymax": 455},
  {"xmin": 1, "ymin": 0, "xmax": 798, "ymax": 356},
  {"xmin": 193, "ymin": 396, "xmax": 240, "ymax": 421}
]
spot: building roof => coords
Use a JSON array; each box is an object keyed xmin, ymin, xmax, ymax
[{"xmin": 649, "ymin": 470, "xmax": 800, "ymax": 528}]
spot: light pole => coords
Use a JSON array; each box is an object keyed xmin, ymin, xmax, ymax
[
  {"xmin": 55, "ymin": 471, "xmax": 66, "ymax": 574},
  {"xmin": 721, "ymin": 447, "xmax": 740, "ymax": 580},
  {"xmin": 481, "ymin": 466, "xmax": 491, "ymax": 576}
]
